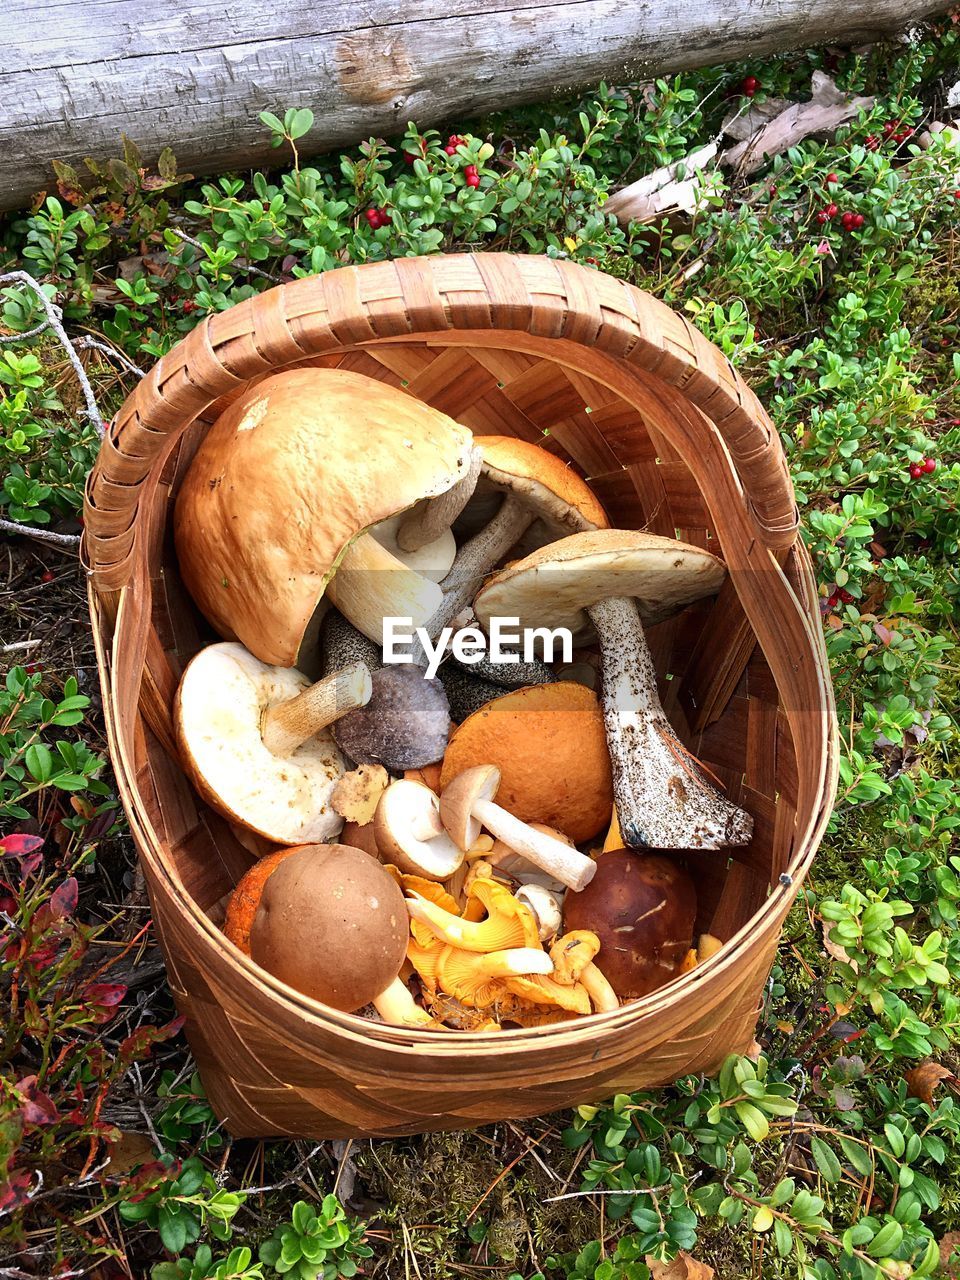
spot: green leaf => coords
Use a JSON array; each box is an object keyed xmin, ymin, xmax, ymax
[
  {"xmin": 157, "ymin": 1204, "xmax": 188, "ymax": 1255},
  {"xmin": 259, "ymin": 111, "xmax": 285, "ymax": 134},
  {"xmin": 735, "ymin": 1101, "xmax": 769, "ymax": 1141},
  {"xmin": 839, "ymin": 1136, "xmax": 873, "ymax": 1177},
  {"xmin": 290, "ymin": 109, "xmax": 314, "ymax": 140},
  {"xmin": 24, "ymin": 742, "xmax": 52, "ymax": 783},
  {"xmin": 868, "ymin": 1219, "xmax": 903, "ymax": 1257},
  {"xmin": 809, "ymin": 1136, "xmax": 842, "ymax": 1184}
]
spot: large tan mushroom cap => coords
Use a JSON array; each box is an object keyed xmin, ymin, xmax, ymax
[
  {"xmin": 477, "ymin": 436, "xmax": 609, "ymax": 532},
  {"xmin": 174, "ymin": 367, "xmax": 474, "ymax": 666},
  {"xmin": 474, "ymin": 528, "xmax": 726, "ymax": 638},
  {"xmin": 175, "ymin": 642, "xmax": 346, "ymax": 844}
]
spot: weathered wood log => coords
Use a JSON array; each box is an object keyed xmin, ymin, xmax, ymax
[{"xmin": 0, "ymin": 0, "xmax": 947, "ymax": 213}]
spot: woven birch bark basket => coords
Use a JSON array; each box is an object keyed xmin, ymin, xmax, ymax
[{"xmin": 82, "ymin": 254, "xmax": 838, "ymax": 1139}]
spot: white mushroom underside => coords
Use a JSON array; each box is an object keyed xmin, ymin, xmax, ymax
[{"xmin": 177, "ymin": 643, "xmax": 346, "ymax": 844}]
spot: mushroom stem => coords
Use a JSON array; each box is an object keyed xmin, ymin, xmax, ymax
[
  {"xmin": 423, "ymin": 494, "xmax": 536, "ymax": 641},
  {"xmin": 372, "ymin": 977, "xmax": 438, "ymax": 1028},
  {"xmin": 397, "ymin": 446, "xmax": 483, "ymax": 552},
  {"xmin": 469, "ymin": 798, "xmax": 596, "ymax": 893},
  {"xmin": 580, "ymin": 964, "xmax": 620, "ymax": 1012},
  {"xmin": 327, "ymin": 533, "xmax": 444, "ymax": 644},
  {"xmin": 473, "ymin": 948, "xmax": 554, "ymax": 978},
  {"xmin": 585, "ymin": 596, "xmax": 753, "ymax": 849},
  {"xmin": 261, "ymin": 661, "xmax": 372, "ymax": 756}
]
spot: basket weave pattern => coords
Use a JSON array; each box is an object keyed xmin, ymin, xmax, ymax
[{"xmin": 84, "ymin": 255, "xmax": 837, "ymax": 1139}]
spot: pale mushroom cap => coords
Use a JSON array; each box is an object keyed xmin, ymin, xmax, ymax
[
  {"xmin": 174, "ymin": 642, "xmax": 346, "ymax": 844},
  {"xmin": 374, "ymin": 779, "xmax": 465, "ymax": 881},
  {"xmin": 440, "ymin": 764, "xmax": 501, "ymax": 851},
  {"xmin": 478, "ymin": 436, "xmax": 610, "ymax": 532},
  {"xmin": 474, "ymin": 528, "xmax": 727, "ymax": 637},
  {"xmin": 174, "ymin": 368, "xmax": 474, "ymax": 666}
]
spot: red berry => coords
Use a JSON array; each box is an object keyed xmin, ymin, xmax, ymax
[
  {"xmin": 839, "ymin": 588, "xmax": 855, "ymax": 604},
  {"xmin": 466, "ymin": 174, "xmax": 481, "ymax": 188},
  {"xmin": 909, "ymin": 463, "xmax": 923, "ymax": 479},
  {"xmin": 841, "ymin": 211, "xmax": 855, "ymax": 229},
  {"xmin": 922, "ymin": 457, "xmax": 937, "ymax": 474},
  {"xmin": 41, "ymin": 570, "xmax": 54, "ymax": 583},
  {"xmin": 826, "ymin": 203, "xmax": 838, "ymax": 218},
  {"xmin": 853, "ymin": 213, "xmax": 864, "ymax": 228},
  {"xmin": 742, "ymin": 76, "xmax": 759, "ymax": 95},
  {"xmin": 768, "ymin": 184, "xmax": 777, "ymax": 198},
  {"xmin": 826, "ymin": 172, "xmax": 839, "ymax": 185},
  {"xmin": 883, "ymin": 120, "xmax": 898, "ymax": 135},
  {"xmin": 902, "ymin": 126, "xmax": 914, "ymax": 137},
  {"xmin": 444, "ymin": 144, "xmax": 456, "ymax": 155},
  {"xmin": 816, "ymin": 211, "xmax": 829, "ymax": 224},
  {"xmin": 865, "ymin": 135, "xmax": 879, "ymax": 150},
  {"xmin": 403, "ymin": 151, "xmax": 417, "ymax": 165},
  {"xmin": 25, "ymin": 663, "xmax": 42, "ymax": 675},
  {"xmin": 182, "ymin": 299, "xmax": 197, "ymax": 313},
  {"xmin": 464, "ymin": 164, "xmax": 477, "ymax": 177},
  {"xmin": 378, "ymin": 210, "xmax": 392, "ymax": 226}
]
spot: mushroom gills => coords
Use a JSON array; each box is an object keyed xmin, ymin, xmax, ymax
[{"xmin": 587, "ymin": 595, "xmax": 752, "ymax": 850}]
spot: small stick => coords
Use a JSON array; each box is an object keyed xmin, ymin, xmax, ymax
[
  {"xmin": 0, "ymin": 518, "xmax": 80, "ymax": 549},
  {"xmin": 0, "ymin": 271, "xmax": 105, "ymax": 436}
]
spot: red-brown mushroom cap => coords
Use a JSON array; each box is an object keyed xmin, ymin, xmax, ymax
[{"xmin": 562, "ymin": 849, "xmax": 697, "ymax": 999}]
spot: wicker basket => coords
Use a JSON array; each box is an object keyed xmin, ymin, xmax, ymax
[{"xmin": 83, "ymin": 254, "xmax": 837, "ymax": 1140}]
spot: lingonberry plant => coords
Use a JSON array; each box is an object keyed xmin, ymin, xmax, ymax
[{"xmin": 0, "ymin": 15, "xmax": 958, "ymax": 1279}]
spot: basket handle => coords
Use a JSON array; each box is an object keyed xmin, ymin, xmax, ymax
[{"xmin": 83, "ymin": 254, "xmax": 798, "ymax": 591}]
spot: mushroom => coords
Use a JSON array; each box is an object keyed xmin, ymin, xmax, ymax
[
  {"xmin": 333, "ymin": 664, "xmax": 451, "ymax": 772},
  {"xmin": 395, "ymin": 445, "xmax": 484, "ymax": 553},
  {"xmin": 438, "ymin": 663, "xmax": 511, "ymax": 723},
  {"xmin": 474, "ymin": 529, "xmax": 754, "ymax": 850},
  {"xmin": 405, "ymin": 874, "xmax": 542, "ymax": 951},
  {"xmin": 174, "ymin": 366, "xmax": 474, "ymax": 667},
  {"xmin": 331, "ymin": 763, "xmax": 390, "ymax": 825},
  {"xmin": 374, "ymin": 779, "xmax": 465, "ymax": 881},
  {"xmin": 548, "ymin": 930, "xmax": 619, "ymax": 1013},
  {"xmin": 500, "ymin": 970, "xmax": 591, "ymax": 1015},
  {"xmin": 369, "ymin": 977, "xmax": 439, "ymax": 1028},
  {"xmin": 454, "ymin": 647, "xmax": 557, "ymax": 689},
  {"xmin": 175, "ymin": 642, "xmax": 369, "ymax": 843},
  {"xmin": 249, "ymin": 843, "xmax": 409, "ymax": 1012},
  {"xmin": 439, "ymin": 682, "xmax": 613, "ymax": 844},
  {"xmin": 515, "ymin": 883, "xmax": 563, "ymax": 941},
  {"xmin": 421, "ymin": 435, "xmax": 610, "ymax": 643},
  {"xmin": 562, "ymin": 849, "xmax": 697, "ymax": 999},
  {"xmin": 440, "ymin": 765, "xmax": 597, "ymax": 893},
  {"xmin": 223, "ymin": 846, "xmax": 299, "ymax": 954},
  {"xmin": 487, "ymin": 824, "xmax": 573, "ymax": 895},
  {"xmin": 434, "ymin": 946, "xmax": 554, "ymax": 1009}
]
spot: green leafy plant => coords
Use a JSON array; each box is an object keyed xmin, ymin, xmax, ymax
[{"xmin": 258, "ymin": 1196, "xmax": 372, "ymax": 1279}]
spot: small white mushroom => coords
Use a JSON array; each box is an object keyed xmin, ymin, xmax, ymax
[
  {"xmin": 175, "ymin": 642, "xmax": 370, "ymax": 844},
  {"xmin": 439, "ymin": 765, "xmax": 597, "ymax": 893},
  {"xmin": 374, "ymin": 779, "xmax": 465, "ymax": 881},
  {"xmin": 515, "ymin": 883, "xmax": 563, "ymax": 941}
]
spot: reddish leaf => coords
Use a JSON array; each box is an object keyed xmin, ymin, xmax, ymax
[
  {"xmin": 84, "ymin": 982, "xmax": 128, "ymax": 1007},
  {"xmin": 0, "ymin": 1167, "xmax": 33, "ymax": 1212},
  {"xmin": 16, "ymin": 1076, "xmax": 59, "ymax": 1126},
  {"xmin": 874, "ymin": 622, "xmax": 894, "ymax": 647},
  {"xmin": 49, "ymin": 877, "xmax": 78, "ymax": 920},
  {"xmin": 0, "ymin": 834, "xmax": 43, "ymax": 857}
]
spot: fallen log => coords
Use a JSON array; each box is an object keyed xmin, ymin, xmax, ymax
[{"xmin": 0, "ymin": 0, "xmax": 948, "ymax": 213}]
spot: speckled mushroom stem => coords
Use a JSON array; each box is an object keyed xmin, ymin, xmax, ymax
[
  {"xmin": 260, "ymin": 661, "xmax": 372, "ymax": 756},
  {"xmin": 586, "ymin": 596, "xmax": 753, "ymax": 849},
  {"xmin": 397, "ymin": 446, "xmax": 483, "ymax": 553}
]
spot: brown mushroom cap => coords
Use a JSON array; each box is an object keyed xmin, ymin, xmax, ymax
[
  {"xmin": 562, "ymin": 849, "xmax": 697, "ymax": 999},
  {"xmin": 474, "ymin": 528, "xmax": 726, "ymax": 642},
  {"xmin": 249, "ymin": 844, "xmax": 408, "ymax": 1011},
  {"xmin": 223, "ymin": 847, "xmax": 299, "ymax": 954},
  {"xmin": 439, "ymin": 683, "xmax": 612, "ymax": 843},
  {"xmin": 174, "ymin": 368, "xmax": 473, "ymax": 667}
]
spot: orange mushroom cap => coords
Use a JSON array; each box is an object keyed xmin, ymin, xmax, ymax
[{"xmin": 439, "ymin": 683, "xmax": 613, "ymax": 843}]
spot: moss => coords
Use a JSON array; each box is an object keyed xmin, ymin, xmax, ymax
[{"xmin": 355, "ymin": 1124, "xmax": 599, "ymax": 1277}]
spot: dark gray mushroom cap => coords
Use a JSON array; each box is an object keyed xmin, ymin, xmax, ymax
[{"xmin": 333, "ymin": 664, "xmax": 451, "ymax": 771}]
